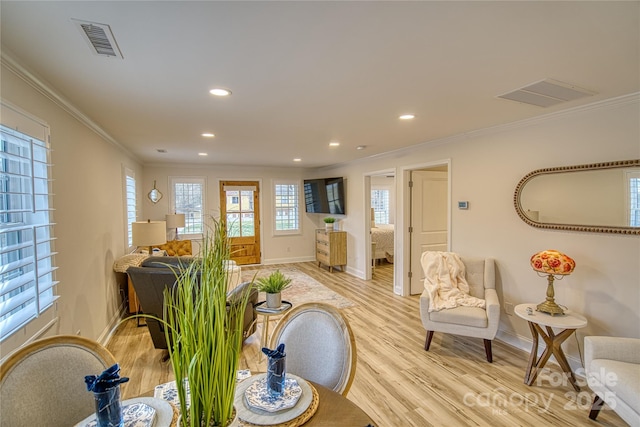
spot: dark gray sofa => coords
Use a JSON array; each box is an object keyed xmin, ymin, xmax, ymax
[{"xmin": 127, "ymin": 256, "xmax": 258, "ymax": 350}]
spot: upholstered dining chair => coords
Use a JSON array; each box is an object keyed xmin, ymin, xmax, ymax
[
  {"xmin": 269, "ymin": 302, "xmax": 357, "ymax": 396},
  {"xmin": 0, "ymin": 335, "xmax": 117, "ymax": 427},
  {"xmin": 419, "ymin": 252, "xmax": 500, "ymax": 362}
]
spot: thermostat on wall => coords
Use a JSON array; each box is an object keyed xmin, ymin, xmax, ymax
[{"xmin": 458, "ymin": 201, "xmax": 469, "ymax": 209}]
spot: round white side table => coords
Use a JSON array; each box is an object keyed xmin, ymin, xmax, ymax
[{"xmin": 515, "ymin": 303, "xmax": 587, "ymax": 391}]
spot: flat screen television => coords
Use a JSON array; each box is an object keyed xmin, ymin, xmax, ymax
[{"xmin": 303, "ymin": 177, "xmax": 345, "ymax": 215}]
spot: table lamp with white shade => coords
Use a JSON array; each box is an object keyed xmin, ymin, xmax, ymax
[
  {"xmin": 132, "ymin": 220, "xmax": 166, "ymax": 255},
  {"xmin": 165, "ymin": 213, "xmax": 185, "ymax": 240}
]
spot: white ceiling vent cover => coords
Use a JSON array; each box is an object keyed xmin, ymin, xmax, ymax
[
  {"xmin": 72, "ymin": 19, "xmax": 123, "ymax": 59},
  {"xmin": 497, "ymin": 79, "xmax": 595, "ymax": 107}
]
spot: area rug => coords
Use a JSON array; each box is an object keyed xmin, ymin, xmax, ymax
[{"xmin": 241, "ymin": 267, "xmax": 355, "ymax": 309}]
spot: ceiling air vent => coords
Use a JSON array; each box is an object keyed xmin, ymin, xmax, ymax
[
  {"xmin": 72, "ymin": 19, "xmax": 123, "ymax": 59},
  {"xmin": 497, "ymin": 79, "xmax": 595, "ymax": 108}
]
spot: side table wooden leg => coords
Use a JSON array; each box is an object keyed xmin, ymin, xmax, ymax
[
  {"xmin": 551, "ymin": 328, "xmax": 580, "ymax": 391},
  {"xmin": 524, "ymin": 321, "xmax": 539, "ymax": 385}
]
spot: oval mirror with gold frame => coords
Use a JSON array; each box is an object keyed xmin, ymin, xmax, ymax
[{"xmin": 514, "ymin": 159, "xmax": 640, "ymax": 235}]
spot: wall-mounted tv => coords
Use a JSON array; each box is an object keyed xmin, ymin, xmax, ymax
[{"xmin": 303, "ymin": 177, "xmax": 346, "ymax": 215}]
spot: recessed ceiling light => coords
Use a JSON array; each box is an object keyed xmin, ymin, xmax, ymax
[
  {"xmin": 329, "ymin": 141, "xmax": 340, "ymax": 147},
  {"xmin": 293, "ymin": 158, "xmax": 302, "ymax": 162},
  {"xmin": 399, "ymin": 114, "xmax": 415, "ymax": 120},
  {"xmin": 198, "ymin": 152, "xmax": 208, "ymax": 156},
  {"xmin": 209, "ymin": 88, "xmax": 231, "ymax": 97},
  {"xmin": 356, "ymin": 145, "xmax": 366, "ymax": 150},
  {"xmin": 201, "ymin": 133, "xmax": 215, "ymax": 138}
]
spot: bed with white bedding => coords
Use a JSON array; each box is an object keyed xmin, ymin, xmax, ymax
[{"xmin": 371, "ymin": 224, "xmax": 394, "ymax": 263}]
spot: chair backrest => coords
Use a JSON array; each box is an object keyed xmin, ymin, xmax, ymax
[
  {"xmin": 460, "ymin": 256, "xmax": 496, "ymax": 299},
  {"xmin": 0, "ymin": 335, "xmax": 116, "ymax": 427},
  {"xmin": 269, "ymin": 302, "xmax": 356, "ymax": 396}
]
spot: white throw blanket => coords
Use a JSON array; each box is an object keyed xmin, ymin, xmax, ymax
[{"xmin": 421, "ymin": 251, "xmax": 486, "ymax": 312}]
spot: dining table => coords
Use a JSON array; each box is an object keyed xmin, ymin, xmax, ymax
[{"xmin": 144, "ymin": 373, "xmax": 376, "ymax": 427}]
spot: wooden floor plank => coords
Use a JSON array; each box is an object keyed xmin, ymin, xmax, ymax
[{"xmin": 107, "ymin": 261, "xmax": 626, "ymax": 426}]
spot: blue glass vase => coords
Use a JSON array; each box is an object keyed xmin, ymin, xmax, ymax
[
  {"xmin": 266, "ymin": 354, "xmax": 286, "ymax": 397},
  {"xmin": 93, "ymin": 385, "xmax": 124, "ymax": 427}
]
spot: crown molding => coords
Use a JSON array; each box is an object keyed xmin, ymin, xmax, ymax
[{"xmin": 1, "ymin": 51, "xmax": 139, "ymax": 162}]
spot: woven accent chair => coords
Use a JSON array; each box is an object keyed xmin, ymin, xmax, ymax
[
  {"xmin": 269, "ymin": 302, "xmax": 357, "ymax": 396},
  {"xmin": 419, "ymin": 253, "xmax": 500, "ymax": 362},
  {"xmin": 584, "ymin": 336, "xmax": 640, "ymax": 425},
  {"xmin": 0, "ymin": 335, "xmax": 116, "ymax": 427}
]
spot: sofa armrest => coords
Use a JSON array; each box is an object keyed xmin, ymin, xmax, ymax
[{"xmin": 585, "ymin": 336, "xmax": 640, "ymax": 371}]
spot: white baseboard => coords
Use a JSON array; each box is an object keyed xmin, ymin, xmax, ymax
[
  {"xmin": 99, "ymin": 301, "xmax": 128, "ymax": 347},
  {"xmin": 262, "ymin": 256, "xmax": 316, "ymax": 265}
]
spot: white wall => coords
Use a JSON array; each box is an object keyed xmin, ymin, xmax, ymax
[
  {"xmin": 1, "ymin": 62, "xmax": 143, "ymax": 358},
  {"xmin": 315, "ymin": 95, "xmax": 640, "ymax": 366},
  {"xmin": 140, "ymin": 165, "xmax": 320, "ymax": 264},
  {"xmin": 3, "ymin": 53, "xmax": 638, "ymax": 371}
]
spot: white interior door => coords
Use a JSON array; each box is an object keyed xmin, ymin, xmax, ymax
[{"xmin": 410, "ymin": 170, "xmax": 448, "ymax": 294}]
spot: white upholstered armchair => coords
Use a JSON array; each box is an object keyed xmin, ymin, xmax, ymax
[
  {"xmin": 584, "ymin": 336, "xmax": 640, "ymax": 425},
  {"xmin": 419, "ymin": 253, "xmax": 500, "ymax": 362}
]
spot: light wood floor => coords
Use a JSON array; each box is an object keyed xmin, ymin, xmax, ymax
[{"xmin": 107, "ymin": 261, "xmax": 626, "ymax": 426}]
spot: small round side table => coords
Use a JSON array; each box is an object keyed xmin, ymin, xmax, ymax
[
  {"xmin": 255, "ymin": 301, "xmax": 293, "ymax": 360},
  {"xmin": 515, "ymin": 303, "xmax": 587, "ymax": 391}
]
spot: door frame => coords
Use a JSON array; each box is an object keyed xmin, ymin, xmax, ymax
[
  {"xmin": 398, "ymin": 159, "xmax": 451, "ymax": 296},
  {"xmin": 219, "ymin": 179, "xmax": 262, "ymax": 265},
  {"xmin": 363, "ymin": 169, "xmax": 396, "ymax": 282}
]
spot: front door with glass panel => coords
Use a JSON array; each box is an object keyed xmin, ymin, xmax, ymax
[{"xmin": 220, "ymin": 181, "xmax": 261, "ymax": 265}]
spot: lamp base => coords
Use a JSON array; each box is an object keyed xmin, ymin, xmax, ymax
[{"xmin": 536, "ymin": 300, "xmax": 565, "ymax": 316}]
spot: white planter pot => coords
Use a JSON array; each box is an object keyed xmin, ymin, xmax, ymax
[
  {"xmin": 266, "ymin": 292, "xmax": 282, "ymax": 308},
  {"xmin": 325, "ymin": 223, "xmax": 334, "ymax": 231}
]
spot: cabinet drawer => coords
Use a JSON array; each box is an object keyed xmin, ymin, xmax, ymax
[
  {"xmin": 316, "ymin": 231, "xmax": 329, "ymax": 244},
  {"xmin": 316, "ymin": 251, "xmax": 330, "ymax": 264}
]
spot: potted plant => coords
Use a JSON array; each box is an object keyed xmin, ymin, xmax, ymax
[
  {"xmin": 255, "ymin": 270, "xmax": 292, "ymax": 308},
  {"xmin": 323, "ymin": 216, "xmax": 336, "ymax": 231},
  {"xmin": 135, "ymin": 218, "xmax": 253, "ymax": 427}
]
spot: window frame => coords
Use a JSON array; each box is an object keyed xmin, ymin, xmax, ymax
[
  {"xmin": 169, "ymin": 176, "xmax": 206, "ymax": 239},
  {"xmin": 123, "ymin": 166, "xmax": 137, "ymax": 250},
  {"xmin": 371, "ymin": 187, "xmax": 391, "ymax": 225},
  {"xmin": 0, "ymin": 117, "xmax": 57, "ymax": 343},
  {"xmin": 273, "ymin": 180, "xmax": 301, "ymax": 236}
]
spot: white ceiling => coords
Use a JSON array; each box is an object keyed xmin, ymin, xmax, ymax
[{"xmin": 1, "ymin": 1, "xmax": 638, "ymax": 168}]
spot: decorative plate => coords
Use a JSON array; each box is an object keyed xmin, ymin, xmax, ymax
[
  {"xmin": 85, "ymin": 402, "xmax": 156, "ymax": 427},
  {"xmin": 244, "ymin": 377, "xmax": 302, "ymax": 413}
]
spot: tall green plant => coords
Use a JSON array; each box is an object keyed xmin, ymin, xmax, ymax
[{"xmin": 135, "ymin": 219, "xmax": 252, "ymax": 427}]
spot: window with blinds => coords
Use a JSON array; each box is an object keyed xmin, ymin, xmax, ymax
[
  {"xmin": 170, "ymin": 177, "xmax": 205, "ymax": 237},
  {"xmin": 0, "ymin": 124, "xmax": 57, "ymax": 342},
  {"xmin": 124, "ymin": 169, "xmax": 136, "ymax": 247},
  {"xmin": 371, "ymin": 189, "xmax": 390, "ymax": 224},
  {"xmin": 274, "ymin": 181, "xmax": 300, "ymax": 234}
]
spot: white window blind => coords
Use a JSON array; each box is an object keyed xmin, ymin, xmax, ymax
[
  {"xmin": 371, "ymin": 189, "xmax": 390, "ymax": 225},
  {"xmin": 171, "ymin": 177, "xmax": 205, "ymax": 237},
  {"xmin": 125, "ymin": 168, "xmax": 136, "ymax": 247},
  {"xmin": 0, "ymin": 124, "xmax": 57, "ymax": 342},
  {"xmin": 274, "ymin": 182, "xmax": 300, "ymax": 234}
]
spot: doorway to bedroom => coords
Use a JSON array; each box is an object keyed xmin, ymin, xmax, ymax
[{"xmin": 366, "ymin": 171, "xmax": 396, "ymax": 287}]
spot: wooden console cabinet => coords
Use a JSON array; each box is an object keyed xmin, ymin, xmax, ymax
[{"xmin": 315, "ymin": 229, "xmax": 347, "ymax": 272}]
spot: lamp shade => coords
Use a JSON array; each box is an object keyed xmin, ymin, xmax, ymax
[
  {"xmin": 132, "ymin": 220, "xmax": 167, "ymax": 247},
  {"xmin": 166, "ymin": 213, "xmax": 185, "ymax": 229},
  {"xmin": 530, "ymin": 250, "xmax": 575, "ymax": 275}
]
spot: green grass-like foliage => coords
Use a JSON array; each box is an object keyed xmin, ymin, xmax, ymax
[
  {"xmin": 323, "ymin": 217, "xmax": 336, "ymax": 223},
  {"xmin": 134, "ymin": 218, "xmax": 252, "ymax": 426},
  {"xmin": 255, "ymin": 270, "xmax": 292, "ymax": 294}
]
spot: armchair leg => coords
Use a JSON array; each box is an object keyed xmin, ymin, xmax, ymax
[
  {"xmin": 483, "ymin": 339, "xmax": 493, "ymax": 363},
  {"xmin": 589, "ymin": 395, "xmax": 604, "ymax": 420},
  {"xmin": 424, "ymin": 331, "xmax": 434, "ymax": 351}
]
